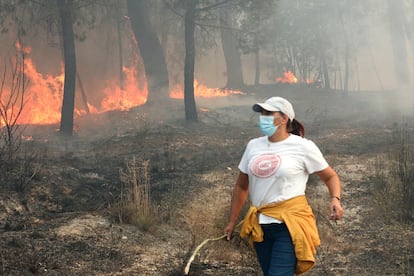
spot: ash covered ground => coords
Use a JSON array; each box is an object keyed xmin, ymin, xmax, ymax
[{"xmin": 1, "ymin": 86, "xmax": 413, "ymax": 275}]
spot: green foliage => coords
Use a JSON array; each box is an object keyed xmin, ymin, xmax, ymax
[{"xmin": 0, "ymin": 0, "xmax": 118, "ymax": 46}]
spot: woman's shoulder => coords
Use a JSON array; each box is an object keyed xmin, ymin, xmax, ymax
[
  {"xmin": 247, "ymin": 136, "xmax": 267, "ymax": 145},
  {"xmin": 288, "ymin": 134, "xmax": 318, "ymax": 147},
  {"xmin": 288, "ymin": 134, "xmax": 307, "ymax": 142}
]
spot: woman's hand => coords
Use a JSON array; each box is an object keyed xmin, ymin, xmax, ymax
[
  {"xmin": 330, "ymin": 197, "xmax": 344, "ymax": 221},
  {"xmin": 224, "ymin": 172, "xmax": 249, "ymax": 241},
  {"xmin": 223, "ymin": 221, "xmax": 236, "ymax": 241},
  {"xmin": 315, "ymin": 167, "xmax": 344, "ymax": 221}
]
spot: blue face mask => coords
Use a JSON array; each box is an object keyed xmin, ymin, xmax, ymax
[{"xmin": 259, "ymin": 115, "xmax": 278, "ymax": 136}]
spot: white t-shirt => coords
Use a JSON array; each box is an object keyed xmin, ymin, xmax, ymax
[{"xmin": 238, "ymin": 134, "xmax": 329, "ymax": 224}]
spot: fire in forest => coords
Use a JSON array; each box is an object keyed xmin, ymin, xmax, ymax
[
  {"xmin": 0, "ymin": 46, "xmax": 244, "ymax": 127},
  {"xmin": 275, "ymin": 71, "xmax": 298, "ymax": 84},
  {"xmin": 275, "ymin": 71, "xmax": 321, "ymax": 87},
  {"xmin": 170, "ymin": 80, "xmax": 244, "ymax": 99}
]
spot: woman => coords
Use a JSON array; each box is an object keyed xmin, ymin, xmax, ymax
[{"xmin": 223, "ymin": 96, "xmax": 344, "ymax": 276}]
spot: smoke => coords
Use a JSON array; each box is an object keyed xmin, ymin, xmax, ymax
[
  {"xmin": 1, "ymin": 0, "xmax": 413, "ymax": 129},
  {"xmin": 198, "ymin": 0, "xmax": 414, "ymax": 93}
]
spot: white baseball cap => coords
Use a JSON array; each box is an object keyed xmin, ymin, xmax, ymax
[{"xmin": 253, "ymin": 96, "xmax": 295, "ymax": 121}]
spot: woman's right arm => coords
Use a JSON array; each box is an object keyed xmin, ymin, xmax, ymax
[{"xmin": 224, "ymin": 171, "xmax": 249, "ymax": 240}]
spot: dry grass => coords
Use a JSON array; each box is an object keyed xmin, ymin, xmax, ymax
[
  {"xmin": 372, "ymin": 121, "xmax": 414, "ymax": 223},
  {"xmin": 111, "ymin": 156, "xmax": 155, "ymax": 231},
  {"xmin": 182, "ymin": 170, "xmax": 258, "ymax": 272},
  {"xmin": 306, "ymin": 170, "xmax": 362, "ymax": 275}
]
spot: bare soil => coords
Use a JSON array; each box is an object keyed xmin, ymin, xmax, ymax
[{"xmin": 1, "ymin": 86, "xmax": 413, "ymax": 275}]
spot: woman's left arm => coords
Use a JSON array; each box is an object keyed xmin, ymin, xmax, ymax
[{"xmin": 315, "ymin": 166, "xmax": 344, "ymax": 221}]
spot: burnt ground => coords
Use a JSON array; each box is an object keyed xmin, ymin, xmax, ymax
[{"xmin": 0, "ymin": 86, "xmax": 413, "ymax": 275}]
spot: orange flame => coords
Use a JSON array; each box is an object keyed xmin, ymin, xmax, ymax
[
  {"xmin": 1, "ymin": 43, "xmax": 147, "ymax": 126},
  {"xmin": 275, "ymin": 71, "xmax": 298, "ymax": 84},
  {"xmin": 0, "ymin": 43, "xmax": 65, "ymax": 126},
  {"xmin": 1, "ymin": 43, "xmax": 244, "ymax": 127},
  {"xmin": 22, "ymin": 57, "xmax": 65, "ymax": 124},
  {"xmin": 15, "ymin": 41, "xmax": 31, "ymax": 55},
  {"xmin": 100, "ymin": 62, "xmax": 147, "ymax": 112},
  {"xmin": 170, "ymin": 79, "xmax": 244, "ymax": 99}
]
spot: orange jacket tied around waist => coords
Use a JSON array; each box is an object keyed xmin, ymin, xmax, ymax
[{"xmin": 240, "ymin": 195, "xmax": 321, "ymax": 275}]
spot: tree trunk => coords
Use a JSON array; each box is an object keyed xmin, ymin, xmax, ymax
[
  {"xmin": 127, "ymin": 0, "xmax": 169, "ymax": 104},
  {"xmin": 219, "ymin": 10, "xmax": 244, "ymax": 89},
  {"xmin": 76, "ymin": 72, "xmax": 90, "ymax": 114},
  {"xmin": 343, "ymin": 43, "xmax": 349, "ymax": 93},
  {"xmin": 254, "ymin": 35, "xmax": 260, "ymax": 86},
  {"xmin": 320, "ymin": 53, "xmax": 330, "ymax": 90},
  {"xmin": 116, "ymin": 7, "xmax": 124, "ymax": 90},
  {"xmin": 254, "ymin": 49, "xmax": 260, "ymax": 86},
  {"xmin": 57, "ymin": 0, "xmax": 76, "ymax": 136},
  {"xmin": 183, "ymin": 0, "xmax": 198, "ymax": 122}
]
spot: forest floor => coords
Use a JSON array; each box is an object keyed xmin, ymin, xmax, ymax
[{"xmin": 0, "ymin": 85, "xmax": 413, "ymax": 275}]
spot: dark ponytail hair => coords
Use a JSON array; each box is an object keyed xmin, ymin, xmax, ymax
[
  {"xmin": 277, "ymin": 111, "xmax": 305, "ymax": 137},
  {"xmin": 288, "ymin": 118, "xmax": 305, "ymax": 137}
]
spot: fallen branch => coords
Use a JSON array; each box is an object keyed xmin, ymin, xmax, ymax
[
  {"xmin": 183, "ymin": 233, "xmax": 227, "ymax": 275},
  {"xmin": 184, "ymin": 221, "xmax": 243, "ymax": 275}
]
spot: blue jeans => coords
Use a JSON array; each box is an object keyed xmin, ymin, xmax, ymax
[{"xmin": 254, "ymin": 223, "xmax": 297, "ymax": 276}]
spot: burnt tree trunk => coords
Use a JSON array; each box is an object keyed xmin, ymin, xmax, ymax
[
  {"xmin": 57, "ymin": 0, "xmax": 76, "ymax": 136},
  {"xmin": 253, "ymin": 34, "xmax": 260, "ymax": 86},
  {"xmin": 320, "ymin": 53, "xmax": 330, "ymax": 90},
  {"xmin": 116, "ymin": 7, "xmax": 124, "ymax": 90},
  {"xmin": 254, "ymin": 48, "xmax": 260, "ymax": 86},
  {"xmin": 183, "ymin": 0, "xmax": 198, "ymax": 122},
  {"xmin": 343, "ymin": 43, "xmax": 349, "ymax": 93},
  {"xmin": 220, "ymin": 10, "xmax": 244, "ymax": 89},
  {"xmin": 127, "ymin": 0, "xmax": 169, "ymax": 104}
]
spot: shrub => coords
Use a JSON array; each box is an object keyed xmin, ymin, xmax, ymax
[
  {"xmin": 0, "ymin": 52, "xmax": 39, "ymax": 192},
  {"xmin": 112, "ymin": 156, "xmax": 155, "ymax": 231}
]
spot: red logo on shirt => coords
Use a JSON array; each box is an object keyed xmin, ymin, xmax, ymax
[{"xmin": 250, "ymin": 154, "xmax": 281, "ymax": 178}]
